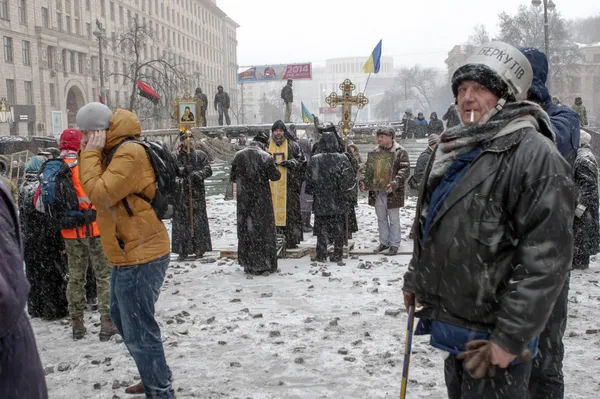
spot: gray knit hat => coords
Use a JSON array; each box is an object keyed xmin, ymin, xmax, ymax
[{"xmin": 76, "ymin": 102, "xmax": 113, "ymax": 131}]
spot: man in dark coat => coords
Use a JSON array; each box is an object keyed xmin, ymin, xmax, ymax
[
  {"xmin": 442, "ymin": 104, "xmax": 461, "ymax": 128},
  {"xmin": 231, "ymin": 132, "xmax": 281, "ymax": 275},
  {"xmin": 572, "ymin": 130, "xmax": 599, "ymax": 270},
  {"xmin": 172, "ymin": 131, "xmax": 213, "ymax": 260},
  {"xmin": 267, "ymin": 120, "xmax": 306, "ymax": 249},
  {"xmin": 298, "ymin": 126, "xmax": 314, "ymax": 232},
  {"xmin": 281, "ymin": 79, "xmax": 293, "ymax": 122},
  {"xmin": 0, "ymin": 178, "xmax": 48, "ymax": 399},
  {"xmin": 401, "ymin": 109, "xmax": 416, "ymax": 139},
  {"xmin": 306, "ymin": 133, "xmax": 355, "ymax": 262},
  {"xmin": 360, "ymin": 127, "xmax": 410, "ymax": 256},
  {"xmin": 195, "ymin": 87, "xmax": 208, "ymax": 127},
  {"xmin": 409, "ymin": 134, "xmax": 439, "ymax": 190},
  {"xmin": 520, "ymin": 47, "xmax": 582, "ymax": 399},
  {"xmin": 19, "ymin": 156, "xmax": 69, "ymax": 320},
  {"xmin": 428, "ymin": 112, "xmax": 444, "ymax": 135},
  {"xmin": 214, "ymin": 85, "xmax": 231, "ymax": 126},
  {"xmin": 403, "ymin": 41, "xmax": 576, "ymax": 398}
]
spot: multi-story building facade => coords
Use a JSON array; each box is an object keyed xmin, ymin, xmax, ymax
[{"xmin": 0, "ymin": 0, "xmax": 238, "ymax": 137}]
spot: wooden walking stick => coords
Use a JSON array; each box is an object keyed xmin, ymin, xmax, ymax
[
  {"xmin": 185, "ymin": 131, "xmax": 195, "ymax": 240},
  {"xmin": 400, "ymin": 305, "xmax": 416, "ymax": 399}
]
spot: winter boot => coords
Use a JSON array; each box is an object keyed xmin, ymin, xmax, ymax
[
  {"xmin": 125, "ymin": 381, "xmax": 145, "ymax": 394},
  {"xmin": 99, "ymin": 315, "xmax": 118, "ymax": 342},
  {"xmin": 72, "ymin": 316, "xmax": 87, "ymax": 340}
]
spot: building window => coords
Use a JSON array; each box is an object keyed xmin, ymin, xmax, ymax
[
  {"xmin": 86, "ymin": 22, "xmax": 91, "ymax": 40},
  {"xmin": 85, "ymin": 0, "xmax": 89, "ymax": 11},
  {"xmin": 66, "ymin": 15, "xmax": 71, "ymax": 34},
  {"xmin": 594, "ymin": 54, "xmax": 600, "ymax": 64},
  {"xmin": 100, "ymin": 0, "xmax": 105, "ymax": 17},
  {"xmin": 74, "ymin": 18, "xmax": 80, "ymax": 35},
  {"xmin": 113, "ymin": 61, "xmax": 118, "ymax": 83},
  {"xmin": 6, "ymin": 79, "xmax": 15, "ymax": 105},
  {"xmin": 122, "ymin": 62, "xmax": 127, "ymax": 83},
  {"xmin": 47, "ymin": 46, "xmax": 55, "ymax": 68},
  {"xmin": 41, "ymin": 7, "xmax": 49, "ymax": 27},
  {"xmin": 74, "ymin": 0, "xmax": 79, "ymax": 16},
  {"xmin": 142, "ymin": 0, "xmax": 145, "ymax": 11},
  {"xmin": 65, "ymin": 0, "xmax": 70, "ymax": 13},
  {"xmin": 115, "ymin": 90, "xmax": 120, "ymax": 107},
  {"xmin": 49, "ymin": 83, "xmax": 56, "ymax": 106},
  {"xmin": 78, "ymin": 53, "xmax": 84, "ymax": 73},
  {"xmin": 22, "ymin": 40, "xmax": 30, "ymax": 65},
  {"xmin": 0, "ymin": 0, "xmax": 8, "ymax": 20},
  {"xmin": 18, "ymin": 0, "xmax": 27, "ymax": 24},
  {"xmin": 90, "ymin": 56, "xmax": 97, "ymax": 75},
  {"xmin": 56, "ymin": 12, "xmax": 62, "ymax": 31},
  {"xmin": 110, "ymin": 1, "xmax": 114, "ymax": 20},
  {"xmin": 3, "ymin": 37, "xmax": 13, "ymax": 63},
  {"xmin": 92, "ymin": 87, "xmax": 96, "ymax": 102},
  {"xmin": 24, "ymin": 81, "xmax": 33, "ymax": 104},
  {"xmin": 119, "ymin": 5, "xmax": 123, "ymax": 24},
  {"xmin": 69, "ymin": 50, "xmax": 75, "ymax": 72}
]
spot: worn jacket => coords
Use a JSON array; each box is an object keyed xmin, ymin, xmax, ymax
[
  {"xmin": 573, "ymin": 146, "xmax": 600, "ymax": 258},
  {"xmin": 403, "ymin": 127, "xmax": 576, "ymax": 356},
  {"xmin": 413, "ymin": 147, "xmax": 434, "ymax": 187},
  {"xmin": 61, "ymin": 155, "xmax": 100, "ymax": 239},
  {"xmin": 281, "ymin": 84, "xmax": 293, "ymax": 104},
  {"xmin": 214, "ymin": 91, "xmax": 230, "ymax": 110},
  {"xmin": 79, "ymin": 109, "xmax": 170, "ymax": 266},
  {"xmin": 572, "ymin": 102, "xmax": 588, "ymax": 126},
  {"xmin": 366, "ymin": 142, "xmax": 410, "ymax": 208}
]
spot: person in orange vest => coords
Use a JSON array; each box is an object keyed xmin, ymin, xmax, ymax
[{"xmin": 59, "ymin": 128, "xmax": 117, "ymax": 340}]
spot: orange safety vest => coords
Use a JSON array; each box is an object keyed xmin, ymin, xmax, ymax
[{"xmin": 60, "ymin": 157, "xmax": 100, "ymax": 239}]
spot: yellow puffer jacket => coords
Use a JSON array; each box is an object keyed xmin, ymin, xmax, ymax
[{"xmin": 79, "ymin": 109, "xmax": 170, "ymax": 266}]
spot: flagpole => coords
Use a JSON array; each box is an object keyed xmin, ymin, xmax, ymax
[{"xmin": 353, "ymin": 72, "xmax": 371, "ymax": 127}]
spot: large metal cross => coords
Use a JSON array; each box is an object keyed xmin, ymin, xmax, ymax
[{"xmin": 325, "ymin": 78, "xmax": 369, "ymax": 136}]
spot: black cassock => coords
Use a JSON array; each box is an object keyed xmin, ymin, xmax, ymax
[
  {"xmin": 231, "ymin": 144, "xmax": 281, "ymax": 274},
  {"xmin": 172, "ymin": 148, "xmax": 213, "ymax": 257},
  {"xmin": 19, "ymin": 174, "xmax": 69, "ymax": 320}
]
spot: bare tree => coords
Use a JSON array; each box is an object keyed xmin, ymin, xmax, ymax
[
  {"xmin": 464, "ymin": 24, "xmax": 492, "ymax": 56},
  {"xmin": 497, "ymin": 5, "xmax": 581, "ymax": 96},
  {"xmin": 572, "ymin": 14, "xmax": 600, "ymax": 44},
  {"xmin": 112, "ymin": 16, "xmax": 191, "ymax": 122},
  {"xmin": 258, "ymin": 90, "xmax": 285, "ymax": 123}
]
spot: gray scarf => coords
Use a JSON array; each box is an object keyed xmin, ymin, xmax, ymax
[{"xmin": 428, "ymin": 101, "xmax": 554, "ymax": 185}]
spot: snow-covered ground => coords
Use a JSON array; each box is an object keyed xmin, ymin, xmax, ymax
[{"xmin": 32, "ymin": 196, "xmax": 600, "ymax": 398}]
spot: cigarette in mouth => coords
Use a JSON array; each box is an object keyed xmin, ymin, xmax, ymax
[{"xmin": 470, "ymin": 110, "xmax": 474, "ymax": 122}]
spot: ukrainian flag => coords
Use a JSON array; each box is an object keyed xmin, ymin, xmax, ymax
[
  {"xmin": 301, "ymin": 102, "xmax": 314, "ymax": 123},
  {"xmin": 363, "ymin": 40, "xmax": 383, "ymax": 74}
]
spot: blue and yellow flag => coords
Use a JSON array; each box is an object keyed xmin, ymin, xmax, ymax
[
  {"xmin": 301, "ymin": 102, "xmax": 314, "ymax": 123},
  {"xmin": 363, "ymin": 40, "xmax": 382, "ymax": 74}
]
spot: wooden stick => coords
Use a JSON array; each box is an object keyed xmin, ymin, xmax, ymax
[{"xmin": 400, "ymin": 305, "xmax": 416, "ymax": 399}]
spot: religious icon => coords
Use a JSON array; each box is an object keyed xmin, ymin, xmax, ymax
[
  {"xmin": 363, "ymin": 151, "xmax": 395, "ymax": 191},
  {"xmin": 273, "ymin": 152, "xmax": 285, "ymax": 165},
  {"xmin": 0, "ymin": 98, "xmax": 8, "ymax": 112},
  {"xmin": 173, "ymin": 95, "xmax": 202, "ymax": 127}
]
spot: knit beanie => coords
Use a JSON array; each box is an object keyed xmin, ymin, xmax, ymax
[
  {"xmin": 75, "ymin": 102, "xmax": 113, "ymax": 131},
  {"xmin": 451, "ymin": 64, "xmax": 510, "ymax": 100},
  {"xmin": 376, "ymin": 127, "xmax": 395, "ymax": 138},
  {"xmin": 428, "ymin": 134, "xmax": 440, "ymax": 147},
  {"xmin": 59, "ymin": 128, "xmax": 83, "ymax": 152}
]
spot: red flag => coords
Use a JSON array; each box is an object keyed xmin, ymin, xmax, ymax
[
  {"xmin": 98, "ymin": 95, "xmax": 104, "ymax": 104},
  {"xmin": 137, "ymin": 80, "xmax": 160, "ymax": 104}
]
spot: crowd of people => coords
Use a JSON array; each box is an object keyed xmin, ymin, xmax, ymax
[{"xmin": 0, "ymin": 40, "xmax": 598, "ymax": 399}]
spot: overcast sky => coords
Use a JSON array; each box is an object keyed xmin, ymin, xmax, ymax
[{"xmin": 218, "ymin": 0, "xmax": 599, "ymax": 70}]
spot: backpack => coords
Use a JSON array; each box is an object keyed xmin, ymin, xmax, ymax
[
  {"xmin": 106, "ymin": 139, "xmax": 178, "ymax": 220},
  {"xmin": 37, "ymin": 158, "xmax": 95, "ymax": 230}
]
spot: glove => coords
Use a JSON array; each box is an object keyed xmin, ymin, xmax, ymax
[{"xmin": 456, "ymin": 340, "xmax": 532, "ymax": 379}]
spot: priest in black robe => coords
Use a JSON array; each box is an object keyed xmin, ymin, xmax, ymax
[
  {"xmin": 267, "ymin": 120, "xmax": 306, "ymax": 249},
  {"xmin": 172, "ymin": 131, "xmax": 213, "ymax": 260},
  {"xmin": 231, "ymin": 132, "xmax": 281, "ymax": 275}
]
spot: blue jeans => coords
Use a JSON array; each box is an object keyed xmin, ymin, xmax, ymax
[
  {"xmin": 110, "ymin": 254, "xmax": 174, "ymax": 399},
  {"xmin": 374, "ymin": 192, "xmax": 402, "ymax": 247}
]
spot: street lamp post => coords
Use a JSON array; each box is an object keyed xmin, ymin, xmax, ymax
[
  {"xmin": 531, "ymin": 0, "xmax": 556, "ymax": 57},
  {"xmin": 93, "ymin": 19, "xmax": 105, "ymax": 103}
]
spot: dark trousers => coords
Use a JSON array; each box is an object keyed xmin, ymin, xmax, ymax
[
  {"xmin": 445, "ymin": 354, "xmax": 532, "ymax": 399},
  {"xmin": 110, "ymin": 254, "xmax": 174, "ymax": 399},
  {"xmin": 218, "ymin": 106, "xmax": 231, "ymax": 126},
  {"xmin": 528, "ymin": 273, "xmax": 570, "ymax": 399},
  {"xmin": 315, "ymin": 215, "xmax": 344, "ymax": 260},
  {"xmin": 200, "ymin": 108, "xmax": 207, "ymax": 127}
]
